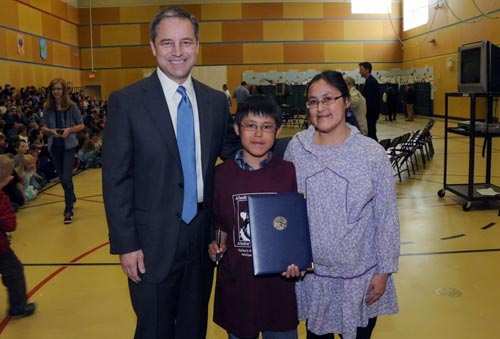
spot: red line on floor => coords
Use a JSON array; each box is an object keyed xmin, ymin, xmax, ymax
[{"xmin": 0, "ymin": 241, "xmax": 110, "ymax": 333}]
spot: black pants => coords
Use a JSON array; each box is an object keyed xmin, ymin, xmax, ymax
[
  {"xmin": 366, "ymin": 114, "xmax": 379, "ymax": 141},
  {"xmin": 51, "ymin": 146, "xmax": 76, "ymax": 214},
  {"xmin": 306, "ymin": 317, "xmax": 377, "ymax": 339},
  {"xmin": 128, "ymin": 214, "xmax": 213, "ymax": 339},
  {"xmin": 0, "ymin": 249, "xmax": 28, "ymax": 313}
]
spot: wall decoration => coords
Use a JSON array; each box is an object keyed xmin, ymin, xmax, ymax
[
  {"xmin": 17, "ymin": 34, "xmax": 25, "ymax": 56},
  {"xmin": 40, "ymin": 38, "xmax": 47, "ymax": 60}
]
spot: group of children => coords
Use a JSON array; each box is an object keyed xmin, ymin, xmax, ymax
[{"xmin": 208, "ymin": 71, "xmax": 400, "ymax": 339}]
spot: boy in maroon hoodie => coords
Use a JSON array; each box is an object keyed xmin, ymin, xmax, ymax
[{"xmin": 0, "ymin": 154, "xmax": 36, "ymax": 318}]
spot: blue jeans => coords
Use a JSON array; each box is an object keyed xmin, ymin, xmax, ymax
[
  {"xmin": 51, "ymin": 146, "xmax": 76, "ymax": 214},
  {"xmin": 229, "ymin": 329, "xmax": 298, "ymax": 339}
]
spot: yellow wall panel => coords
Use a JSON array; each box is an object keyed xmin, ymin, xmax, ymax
[
  {"xmin": 0, "ymin": 0, "xmax": 19, "ymax": 29},
  {"xmin": 18, "ymin": 4, "xmax": 43, "ymax": 36},
  {"xmin": 344, "ymin": 21, "xmax": 384, "ymax": 41},
  {"xmin": 222, "ymin": 22, "xmax": 263, "ymax": 42},
  {"xmin": 304, "ymin": 21, "xmax": 344, "ymax": 41},
  {"xmin": 284, "ymin": 43, "xmax": 324, "ymax": 63},
  {"xmin": 32, "ymin": 0, "xmax": 51, "ymax": 14},
  {"xmin": 324, "ymin": 42, "xmax": 364, "ymax": 63},
  {"xmin": 120, "ymin": 6, "xmax": 160, "ymax": 23},
  {"xmin": 0, "ymin": 30, "xmax": 6, "ymax": 58},
  {"xmin": 263, "ymin": 21, "xmax": 303, "ymax": 41},
  {"xmin": 60, "ymin": 20, "xmax": 79, "ymax": 46},
  {"xmin": 100, "ymin": 24, "xmax": 142, "ymax": 46},
  {"xmin": 283, "ymin": 3, "xmax": 323, "ymax": 19},
  {"xmin": 242, "ymin": 3, "xmax": 283, "ymax": 19},
  {"xmin": 202, "ymin": 44, "xmax": 243, "ymax": 65},
  {"xmin": 42, "ymin": 14, "xmax": 61, "ymax": 41},
  {"xmin": 243, "ymin": 43, "xmax": 283, "ymax": 64},
  {"xmin": 51, "ymin": 0, "xmax": 70, "ymax": 21},
  {"xmin": 121, "ymin": 46, "xmax": 155, "ymax": 68},
  {"xmin": 202, "ymin": 3, "xmax": 241, "ymax": 20},
  {"xmin": 323, "ymin": 3, "xmax": 355, "ymax": 18},
  {"xmin": 199, "ymin": 22, "xmax": 222, "ymax": 43},
  {"xmin": 51, "ymin": 43, "xmax": 70, "ymax": 66}
]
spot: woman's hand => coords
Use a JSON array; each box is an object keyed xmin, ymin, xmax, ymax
[
  {"xmin": 365, "ymin": 273, "xmax": 389, "ymax": 305},
  {"xmin": 282, "ymin": 264, "xmax": 307, "ymax": 278}
]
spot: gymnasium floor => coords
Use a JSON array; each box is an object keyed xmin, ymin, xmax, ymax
[{"xmin": 1, "ymin": 115, "xmax": 500, "ymax": 339}]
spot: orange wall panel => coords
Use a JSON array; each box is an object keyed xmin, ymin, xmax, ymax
[
  {"xmin": 202, "ymin": 3, "xmax": 241, "ymax": 20},
  {"xmin": 222, "ymin": 22, "xmax": 263, "ymax": 42},
  {"xmin": 100, "ymin": 24, "xmax": 142, "ymax": 46},
  {"xmin": 202, "ymin": 44, "xmax": 243, "ymax": 65},
  {"xmin": 284, "ymin": 43, "xmax": 324, "ymax": 63},
  {"xmin": 121, "ymin": 46, "xmax": 155, "ymax": 68},
  {"xmin": 242, "ymin": 3, "xmax": 283, "ymax": 19},
  {"xmin": 243, "ymin": 43, "xmax": 283, "ymax": 64},
  {"xmin": 81, "ymin": 48, "xmax": 121, "ymax": 69},
  {"xmin": 119, "ymin": 6, "xmax": 160, "ymax": 23},
  {"xmin": 79, "ymin": 26, "xmax": 101, "ymax": 47},
  {"xmin": 283, "ymin": 3, "xmax": 323, "ymax": 19},
  {"xmin": 263, "ymin": 21, "xmax": 303, "ymax": 41},
  {"xmin": 304, "ymin": 21, "xmax": 344, "ymax": 41}
]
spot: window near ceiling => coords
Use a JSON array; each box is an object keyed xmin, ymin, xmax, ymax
[
  {"xmin": 404, "ymin": 0, "xmax": 429, "ymax": 31},
  {"xmin": 351, "ymin": 0, "xmax": 392, "ymax": 14}
]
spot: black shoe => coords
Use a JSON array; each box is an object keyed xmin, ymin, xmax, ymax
[
  {"xmin": 9, "ymin": 303, "xmax": 36, "ymax": 319},
  {"xmin": 64, "ymin": 212, "xmax": 73, "ymax": 224}
]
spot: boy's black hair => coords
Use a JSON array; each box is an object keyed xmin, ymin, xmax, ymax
[{"xmin": 234, "ymin": 94, "xmax": 282, "ymax": 129}]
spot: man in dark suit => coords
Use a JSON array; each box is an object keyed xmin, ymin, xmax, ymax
[
  {"xmin": 102, "ymin": 6, "xmax": 238, "ymax": 339},
  {"xmin": 359, "ymin": 62, "xmax": 381, "ymax": 141}
]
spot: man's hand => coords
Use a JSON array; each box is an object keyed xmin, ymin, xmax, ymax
[{"xmin": 119, "ymin": 249, "xmax": 145, "ymax": 283}]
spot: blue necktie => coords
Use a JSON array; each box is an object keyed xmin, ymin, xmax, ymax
[{"xmin": 176, "ymin": 86, "xmax": 197, "ymax": 224}]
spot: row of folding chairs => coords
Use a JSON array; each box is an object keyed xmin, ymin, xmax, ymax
[
  {"xmin": 281, "ymin": 107, "xmax": 308, "ymax": 129},
  {"xmin": 379, "ymin": 119, "xmax": 435, "ymax": 181}
]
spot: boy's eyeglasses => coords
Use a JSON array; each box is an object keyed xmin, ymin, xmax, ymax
[
  {"xmin": 306, "ymin": 95, "xmax": 343, "ymax": 109},
  {"xmin": 240, "ymin": 123, "xmax": 276, "ymax": 133}
]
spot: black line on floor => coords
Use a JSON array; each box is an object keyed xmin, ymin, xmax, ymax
[
  {"xmin": 402, "ymin": 247, "xmax": 500, "ymax": 256},
  {"xmin": 441, "ymin": 234, "xmax": 466, "ymax": 240},
  {"xmin": 400, "ymin": 241, "xmax": 414, "ymax": 245},
  {"xmin": 481, "ymin": 222, "xmax": 496, "ymax": 230}
]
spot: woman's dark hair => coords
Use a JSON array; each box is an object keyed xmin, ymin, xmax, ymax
[
  {"xmin": 234, "ymin": 94, "xmax": 282, "ymax": 129},
  {"xmin": 305, "ymin": 70, "xmax": 360, "ymax": 131}
]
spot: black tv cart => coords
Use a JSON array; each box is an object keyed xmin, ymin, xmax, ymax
[{"xmin": 437, "ymin": 92, "xmax": 500, "ymax": 211}]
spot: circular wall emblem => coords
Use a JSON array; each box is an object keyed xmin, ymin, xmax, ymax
[{"xmin": 273, "ymin": 216, "xmax": 287, "ymax": 231}]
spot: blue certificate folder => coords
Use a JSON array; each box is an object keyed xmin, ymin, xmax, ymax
[{"xmin": 248, "ymin": 193, "xmax": 313, "ymax": 275}]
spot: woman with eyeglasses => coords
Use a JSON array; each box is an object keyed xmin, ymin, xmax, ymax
[
  {"xmin": 41, "ymin": 78, "xmax": 84, "ymax": 224},
  {"xmin": 284, "ymin": 71, "xmax": 400, "ymax": 339}
]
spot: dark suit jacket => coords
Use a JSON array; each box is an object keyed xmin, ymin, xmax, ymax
[
  {"xmin": 102, "ymin": 72, "xmax": 238, "ymax": 283},
  {"xmin": 362, "ymin": 75, "xmax": 381, "ymax": 119}
]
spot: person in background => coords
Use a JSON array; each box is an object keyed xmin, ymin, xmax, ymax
[
  {"xmin": 0, "ymin": 154, "xmax": 36, "ymax": 318},
  {"xmin": 405, "ymin": 84, "xmax": 416, "ymax": 121},
  {"xmin": 344, "ymin": 76, "xmax": 368, "ymax": 136},
  {"xmin": 359, "ymin": 62, "xmax": 381, "ymax": 141},
  {"xmin": 41, "ymin": 78, "xmax": 85, "ymax": 224},
  {"xmin": 232, "ymin": 81, "xmax": 250, "ymax": 113},
  {"xmin": 208, "ymin": 94, "xmax": 300, "ymax": 339},
  {"xmin": 102, "ymin": 6, "xmax": 239, "ymax": 339},
  {"xmin": 284, "ymin": 70, "xmax": 399, "ymax": 339},
  {"xmin": 223, "ymin": 84, "xmax": 232, "ymax": 107}
]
